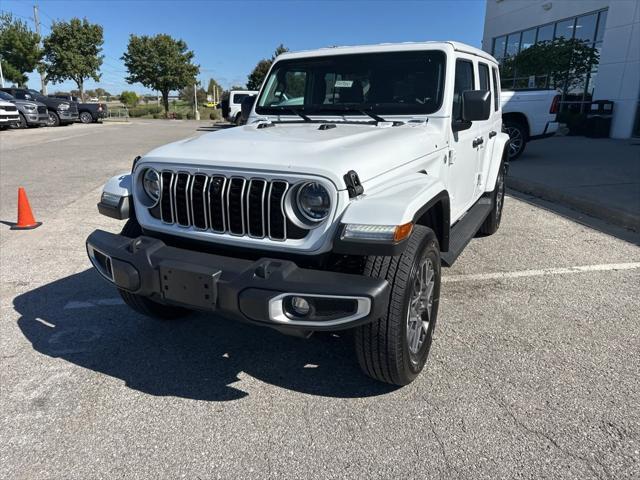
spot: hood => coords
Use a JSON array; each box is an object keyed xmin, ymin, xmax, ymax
[
  {"xmin": 11, "ymin": 99, "xmax": 44, "ymax": 108},
  {"xmin": 142, "ymin": 121, "xmax": 442, "ymax": 189}
]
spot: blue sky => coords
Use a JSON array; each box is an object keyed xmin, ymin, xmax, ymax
[{"xmin": 2, "ymin": 0, "xmax": 487, "ymax": 94}]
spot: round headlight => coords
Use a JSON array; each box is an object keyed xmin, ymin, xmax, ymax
[
  {"xmin": 142, "ymin": 168, "xmax": 160, "ymax": 205},
  {"xmin": 296, "ymin": 182, "xmax": 331, "ymax": 222}
]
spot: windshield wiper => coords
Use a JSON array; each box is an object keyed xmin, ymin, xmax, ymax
[
  {"xmin": 313, "ymin": 105, "xmax": 389, "ymax": 123},
  {"xmin": 269, "ymin": 106, "xmax": 311, "ymax": 122}
]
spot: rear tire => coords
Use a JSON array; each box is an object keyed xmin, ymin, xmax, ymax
[
  {"xmin": 478, "ymin": 161, "xmax": 507, "ymax": 236},
  {"xmin": 354, "ymin": 225, "xmax": 441, "ymax": 385},
  {"xmin": 503, "ymin": 119, "xmax": 527, "ymax": 160},
  {"xmin": 234, "ymin": 113, "xmax": 242, "ymax": 126},
  {"xmin": 117, "ymin": 218, "xmax": 191, "ymax": 320},
  {"xmin": 79, "ymin": 111, "xmax": 93, "ymax": 124}
]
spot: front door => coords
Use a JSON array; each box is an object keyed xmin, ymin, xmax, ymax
[{"xmin": 448, "ymin": 58, "xmax": 480, "ymax": 221}]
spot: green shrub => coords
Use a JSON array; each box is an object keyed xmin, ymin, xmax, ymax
[
  {"xmin": 209, "ymin": 109, "xmax": 222, "ymax": 121},
  {"xmin": 186, "ymin": 112, "xmax": 194, "ymax": 120},
  {"xmin": 174, "ymin": 112, "xmax": 183, "ymax": 120}
]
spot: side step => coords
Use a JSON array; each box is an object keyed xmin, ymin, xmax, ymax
[{"xmin": 441, "ymin": 198, "xmax": 493, "ymax": 267}]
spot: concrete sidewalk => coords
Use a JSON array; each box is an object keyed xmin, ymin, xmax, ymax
[{"xmin": 507, "ymin": 136, "xmax": 640, "ymax": 231}]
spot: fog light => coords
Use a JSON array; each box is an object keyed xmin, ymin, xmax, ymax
[{"xmin": 287, "ymin": 296, "xmax": 310, "ymax": 317}]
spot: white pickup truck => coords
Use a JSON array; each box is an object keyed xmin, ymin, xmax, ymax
[
  {"xmin": 87, "ymin": 41, "xmax": 510, "ymax": 386},
  {"xmin": 501, "ymin": 89, "xmax": 560, "ymax": 159}
]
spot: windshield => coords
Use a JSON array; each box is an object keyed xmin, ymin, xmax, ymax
[
  {"xmin": 0, "ymin": 91, "xmax": 14, "ymax": 101},
  {"xmin": 256, "ymin": 50, "xmax": 446, "ymax": 117},
  {"xmin": 28, "ymin": 89, "xmax": 46, "ymax": 101}
]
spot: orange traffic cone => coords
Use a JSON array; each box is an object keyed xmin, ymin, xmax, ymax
[{"xmin": 11, "ymin": 187, "xmax": 42, "ymax": 230}]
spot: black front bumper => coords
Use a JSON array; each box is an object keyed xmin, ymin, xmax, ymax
[{"xmin": 86, "ymin": 230, "xmax": 389, "ymax": 332}]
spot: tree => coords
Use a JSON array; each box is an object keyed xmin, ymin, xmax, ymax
[
  {"xmin": 0, "ymin": 13, "xmax": 42, "ymax": 86},
  {"xmin": 179, "ymin": 84, "xmax": 207, "ymax": 103},
  {"xmin": 93, "ymin": 87, "xmax": 111, "ymax": 98},
  {"xmin": 246, "ymin": 44, "xmax": 289, "ymax": 90},
  {"xmin": 43, "ymin": 18, "xmax": 103, "ymax": 100},
  {"xmin": 122, "ymin": 34, "xmax": 199, "ymax": 115},
  {"xmin": 502, "ymin": 38, "xmax": 599, "ymax": 93},
  {"xmin": 120, "ymin": 90, "xmax": 138, "ymax": 107},
  {"xmin": 207, "ymin": 78, "xmax": 223, "ymax": 100}
]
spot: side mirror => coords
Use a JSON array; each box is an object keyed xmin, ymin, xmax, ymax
[
  {"xmin": 240, "ymin": 95, "xmax": 256, "ymax": 124},
  {"xmin": 462, "ymin": 90, "xmax": 491, "ymax": 122}
]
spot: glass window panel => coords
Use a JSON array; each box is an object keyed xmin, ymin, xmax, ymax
[
  {"xmin": 555, "ymin": 19, "xmax": 576, "ymax": 39},
  {"xmin": 596, "ymin": 10, "xmax": 608, "ymax": 42},
  {"xmin": 506, "ymin": 32, "xmax": 521, "ymax": 58},
  {"xmin": 479, "ymin": 63, "xmax": 490, "ymax": 91},
  {"xmin": 493, "ymin": 36, "xmax": 507, "ymax": 60},
  {"xmin": 537, "ymin": 24, "xmax": 554, "ymax": 43},
  {"xmin": 453, "ymin": 60, "xmax": 475, "ymax": 120},
  {"xmin": 520, "ymin": 28, "xmax": 536, "ymax": 50},
  {"xmin": 575, "ymin": 13, "xmax": 597, "ymax": 43}
]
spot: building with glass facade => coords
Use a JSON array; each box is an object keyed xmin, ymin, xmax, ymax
[{"xmin": 482, "ymin": 0, "xmax": 640, "ymax": 138}]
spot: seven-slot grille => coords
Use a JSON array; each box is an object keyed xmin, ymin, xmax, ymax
[{"xmin": 155, "ymin": 171, "xmax": 302, "ymax": 241}]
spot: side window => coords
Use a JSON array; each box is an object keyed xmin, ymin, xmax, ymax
[
  {"xmin": 491, "ymin": 67, "xmax": 500, "ymax": 111},
  {"xmin": 453, "ymin": 59, "xmax": 475, "ymax": 121},
  {"xmin": 15, "ymin": 91, "xmax": 28, "ymax": 100},
  {"xmin": 478, "ymin": 63, "xmax": 490, "ymax": 91}
]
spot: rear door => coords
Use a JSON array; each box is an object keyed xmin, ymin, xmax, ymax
[
  {"xmin": 449, "ymin": 57, "xmax": 480, "ymax": 220},
  {"xmin": 476, "ymin": 61, "xmax": 501, "ymax": 192}
]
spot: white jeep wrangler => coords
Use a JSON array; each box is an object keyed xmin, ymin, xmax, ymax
[{"xmin": 87, "ymin": 41, "xmax": 509, "ymax": 386}]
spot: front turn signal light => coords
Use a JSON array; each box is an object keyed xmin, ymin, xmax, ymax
[{"xmin": 393, "ymin": 222, "xmax": 414, "ymax": 242}]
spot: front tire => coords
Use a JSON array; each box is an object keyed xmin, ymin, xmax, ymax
[
  {"xmin": 18, "ymin": 113, "xmax": 28, "ymax": 128},
  {"xmin": 355, "ymin": 225, "xmax": 441, "ymax": 385},
  {"xmin": 117, "ymin": 218, "xmax": 191, "ymax": 320},
  {"xmin": 47, "ymin": 111, "xmax": 60, "ymax": 127}
]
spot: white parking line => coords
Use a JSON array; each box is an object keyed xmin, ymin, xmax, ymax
[
  {"xmin": 61, "ymin": 263, "xmax": 639, "ymax": 309},
  {"xmin": 443, "ymin": 262, "xmax": 640, "ymax": 283}
]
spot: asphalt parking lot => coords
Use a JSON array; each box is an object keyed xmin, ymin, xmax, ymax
[{"xmin": 1, "ymin": 121, "xmax": 639, "ymax": 479}]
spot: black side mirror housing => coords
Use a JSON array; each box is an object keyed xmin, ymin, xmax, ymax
[
  {"xmin": 462, "ymin": 89, "xmax": 491, "ymax": 122},
  {"xmin": 240, "ymin": 95, "xmax": 256, "ymax": 124}
]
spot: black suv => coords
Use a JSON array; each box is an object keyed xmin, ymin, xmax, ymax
[{"xmin": 0, "ymin": 88, "xmax": 79, "ymax": 126}]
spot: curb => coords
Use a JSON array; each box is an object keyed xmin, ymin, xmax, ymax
[{"xmin": 507, "ymin": 176, "xmax": 640, "ymax": 232}]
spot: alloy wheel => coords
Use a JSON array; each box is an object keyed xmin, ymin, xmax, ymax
[
  {"xmin": 505, "ymin": 126, "xmax": 523, "ymax": 159},
  {"xmin": 406, "ymin": 257, "xmax": 435, "ymax": 359}
]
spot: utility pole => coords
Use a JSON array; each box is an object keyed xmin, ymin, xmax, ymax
[
  {"xmin": 33, "ymin": 4, "xmax": 47, "ymax": 94},
  {"xmin": 0, "ymin": 57, "xmax": 4, "ymax": 88},
  {"xmin": 193, "ymin": 83, "xmax": 200, "ymax": 120}
]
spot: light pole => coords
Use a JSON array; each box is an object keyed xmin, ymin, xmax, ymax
[{"xmin": 193, "ymin": 83, "xmax": 200, "ymax": 120}]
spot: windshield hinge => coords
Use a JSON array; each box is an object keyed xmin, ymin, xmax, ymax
[{"xmin": 344, "ymin": 170, "xmax": 364, "ymax": 198}]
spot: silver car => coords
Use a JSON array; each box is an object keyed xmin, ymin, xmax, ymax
[{"xmin": 0, "ymin": 90, "xmax": 48, "ymax": 128}]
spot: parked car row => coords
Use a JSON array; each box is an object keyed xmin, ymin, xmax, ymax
[{"xmin": 0, "ymin": 87, "xmax": 108, "ymax": 130}]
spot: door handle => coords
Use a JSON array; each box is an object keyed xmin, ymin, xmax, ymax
[
  {"xmin": 489, "ymin": 131, "xmax": 497, "ymax": 138},
  {"xmin": 472, "ymin": 137, "xmax": 484, "ymax": 148}
]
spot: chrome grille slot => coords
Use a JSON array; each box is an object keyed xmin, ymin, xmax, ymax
[
  {"xmin": 173, "ymin": 173, "xmax": 191, "ymax": 226},
  {"xmin": 268, "ymin": 181, "xmax": 289, "ymax": 241},
  {"xmin": 190, "ymin": 174, "xmax": 208, "ymax": 229},
  {"xmin": 160, "ymin": 171, "xmax": 174, "ymax": 223},
  {"xmin": 151, "ymin": 171, "xmax": 306, "ymax": 242}
]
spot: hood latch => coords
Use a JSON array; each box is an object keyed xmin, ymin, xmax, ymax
[{"xmin": 344, "ymin": 170, "xmax": 364, "ymax": 198}]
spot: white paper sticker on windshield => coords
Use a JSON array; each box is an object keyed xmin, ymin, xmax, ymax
[{"xmin": 334, "ymin": 80, "xmax": 354, "ymax": 88}]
